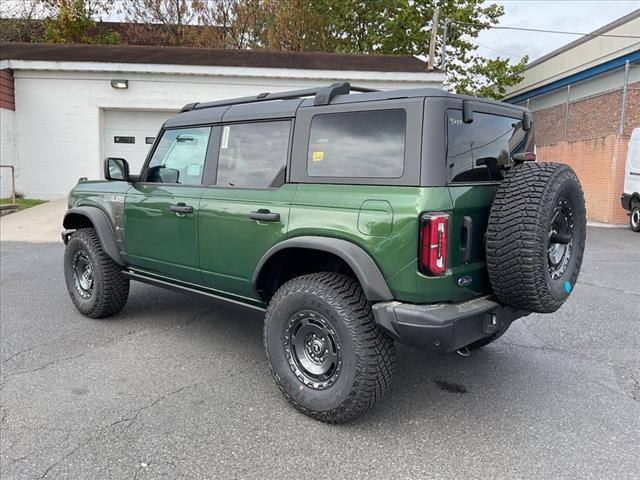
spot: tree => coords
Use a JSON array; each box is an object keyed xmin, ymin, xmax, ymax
[
  {"xmin": 41, "ymin": 0, "xmax": 120, "ymax": 44},
  {"xmin": 251, "ymin": 0, "xmax": 528, "ymax": 99},
  {"xmin": 0, "ymin": 0, "xmax": 47, "ymax": 42},
  {"xmin": 122, "ymin": 0, "xmax": 218, "ymax": 46},
  {"xmin": 192, "ymin": 0, "xmax": 262, "ymax": 49}
]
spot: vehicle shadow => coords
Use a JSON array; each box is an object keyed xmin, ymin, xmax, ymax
[{"xmin": 122, "ymin": 283, "xmax": 541, "ymax": 427}]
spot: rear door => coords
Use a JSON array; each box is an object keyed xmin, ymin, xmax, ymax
[
  {"xmin": 445, "ymin": 107, "xmax": 531, "ymax": 290},
  {"xmin": 198, "ymin": 120, "xmax": 296, "ymax": 303},
  {"xmin": 125, "ymin": 125, "xmax": 216, "ymax": 284}
]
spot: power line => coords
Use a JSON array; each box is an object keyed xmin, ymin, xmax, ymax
[
  {"xmin": 467, "ymin": 38, "xmax": 523, "ymax": 58},
  {"xmin": 450, "ymin": 20, "xmax": 640, "ymax": 39}
]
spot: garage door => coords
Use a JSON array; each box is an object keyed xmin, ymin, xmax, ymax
[{"xmin": 103, "ymin": 110, "xmax": 175, "ymax": 176}]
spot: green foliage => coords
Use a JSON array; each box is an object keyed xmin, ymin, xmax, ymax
[
  {"xmin": 254, "ymin": 0, "xmax": 528, "ymax": 99},
  {"xmin": 41, "ymin": 0, "xmax": 120, "ymax": 44}
]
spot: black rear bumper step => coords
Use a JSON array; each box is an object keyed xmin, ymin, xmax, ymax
[{"xmin": 372, "ymin": 295, "xmax": 529, "ymax": 352}]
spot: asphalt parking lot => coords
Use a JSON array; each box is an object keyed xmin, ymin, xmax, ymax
[{"xmin": 1, "ymin": 226, "xmax": 638, "ymax": 479}]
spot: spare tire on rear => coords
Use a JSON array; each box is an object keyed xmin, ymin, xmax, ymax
[{"xmin": 486, "ymin": 162, "xmax": 586, "ymax": 313}]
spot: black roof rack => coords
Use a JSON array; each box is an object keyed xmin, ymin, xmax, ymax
[{"xmin": 179, "ymin": 82, "xmax": 378, "ymax": 113}]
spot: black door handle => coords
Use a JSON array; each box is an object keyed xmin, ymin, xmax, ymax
[
  {"xmin": 169, "ymin": 203, "xmax": 193, "ymax": 214},
  {"xmin": 461, "ymin": 216, "xmax": 473, "ymax": 264},
  {"xmin": 249, "ymin": 210, "xmax": 280, "ymax": 222}
]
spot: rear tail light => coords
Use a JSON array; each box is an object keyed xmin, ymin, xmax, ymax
[{"xmin": 419, "ymin": 213, "xmax": 449, "ymax": 276}]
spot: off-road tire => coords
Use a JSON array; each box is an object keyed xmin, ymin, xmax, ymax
[
  {"xmin": 64, "ymin": 228, "xmax": 129, "ymax": 318},
  {"xmin": 486, "ymin": 162, "xmax": 586, "ymax": 313},
  {"xmin": 630, "ymin": 199, "xmax": 640, "ymax": 232},
  {"xmin": 264, "ymin": 272, "xmax": 395, "ymax": 423}
]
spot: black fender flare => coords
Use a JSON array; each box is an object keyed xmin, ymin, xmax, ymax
[
  {"xmin": 251, "ymin": 236, "xmax": 393, "ymax": 302},
  {"xmin": 63, "ymin": 207, "xmax": 124, "ymax": 266}
]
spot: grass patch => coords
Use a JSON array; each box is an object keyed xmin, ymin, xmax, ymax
[{"xmin": 0, "ymin": 197, "xmax": 48, "ymax": 210}]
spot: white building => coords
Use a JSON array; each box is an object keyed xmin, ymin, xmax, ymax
[{"xmin": 0, "ymin": 42, "xmax": 443, "ymax": 199}]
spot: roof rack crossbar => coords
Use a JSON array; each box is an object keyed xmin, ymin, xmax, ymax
[{"xmin": 179, "ymin": 82, "xmax": 378, "ymax": 113}]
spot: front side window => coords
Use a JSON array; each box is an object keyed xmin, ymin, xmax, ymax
[
  {"xmin": 146, "ymin": 127, "xmax": 211, "ymax": 185},
  {"xmin": 216, "ymin": 121, "xmax": 290, "ymax": 188},
  {"xmin": 447, "ymin": 110, "xmax": 529, "ymax": 183},
  {"xmin": 307, "ymin": 109, "xmax": 406, "ymax": 178}
]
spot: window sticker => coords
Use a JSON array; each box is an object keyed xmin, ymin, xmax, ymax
[
  {"xmin": 221, "ymin": 126, "xmax": 230, "ymax": 149},
  {"xmin": 312, "ymin": 151, "xmax": 324, "ymax": 162}
]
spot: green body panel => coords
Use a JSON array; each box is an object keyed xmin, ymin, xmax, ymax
[
  {"xmin": 67, "ymin": 180, "xmax": 131, "ymax": 214},
  {"xmin": 288, "ymin": 183, "xmax": 495, "ymax": 304},
  {"xmin": 198, "ymin": 184, "xmax": 298, "ymax": 301},
  {"xmin": 387, "ymin": 185, "xmax": 496, "ymax": 303},
  {"xmin": 124, "ymin": 184, "xmax": 204, "ymax": 284},
  {"xmin": 66, "ymin": 179, "xmax": 496, "ymax": 307}
]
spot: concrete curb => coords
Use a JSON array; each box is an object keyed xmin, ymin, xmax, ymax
[{"xmin": 586, "ymin": 221, "xmax": 628, "ymax": 229}]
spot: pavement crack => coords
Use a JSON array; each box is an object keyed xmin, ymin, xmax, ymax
[
  {"xmin": 3, "ymin": 352, "xmax": 85, "ymax": 379},
  {"xmin": 5, "ymin": 433, "xmax": 72, "ymax": 470},
  {"xmin": 577, "ymin": 280, "xmax": 640, "ymax": 297},
  {"xmin": 32, "ymin": 383, "xmax": 200, "ymax": 479},
  {"xmin": 1, "ymin": 333, "xmax": 72, "ymax": 366},
  {"xmin": 113, "ymin": 383, "xmax": 201, "ymax": 430},
  {"xmin": 177, "ymin": 310, "xmax": 210, "ymax": 329},
  {"xmin": 38, "ymin": 441, "xmax": 83, "ymax": 480},
  {"xmin": 501, "ymin": 340, "xmax": 640, "ymax": 402}
]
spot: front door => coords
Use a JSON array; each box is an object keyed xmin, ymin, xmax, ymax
[
  {"xmin": 198, "ymin": 120, "xmax": 295, "ymax": 303},
  {"xmin": 125, "ymin": 125, "xmax": 215, "ymax": 284}
]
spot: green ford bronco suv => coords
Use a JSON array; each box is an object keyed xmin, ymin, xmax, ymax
[{"xmin": 63, "ymin": 83, "xmax": 587, "ymax": 423}]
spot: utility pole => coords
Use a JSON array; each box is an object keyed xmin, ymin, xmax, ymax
[
  {"xmin": 440, "ymin": 18, "xmax": 450, "ymax": 70},
  {"xmin": 427, "ymin": 7, "xmax": 439, "ymax": 71}
]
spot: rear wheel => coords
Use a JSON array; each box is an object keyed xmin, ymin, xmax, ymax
[
  {"xmin": 630, "ymin": 199, "xmax": 640, "ymax": 232},
  {"xmin": 64, "ymin": 228, "xmax": 129, "ymax": 318},
  {"xmin": 264, "ymin": 272, "xmax": 395, "ymax": 423}
]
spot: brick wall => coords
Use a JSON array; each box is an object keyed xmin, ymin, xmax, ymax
[
  {"xmin": 530, "ymin": 82, "xmax": 639, "ymax": 224},
  {"xmin": 0, "ymin": 69, "xmax": 15, "ymax": 111},
  {"xmin": 536, "ymin": 134, "xmax": 629, "ymax": 224}
]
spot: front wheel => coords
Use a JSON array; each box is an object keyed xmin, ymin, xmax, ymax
[
  {"xmin": 630, "ymin": 200, "xmax": 640, "ymax": 232},
  {"xmin": 264, "ymin": 272, "xmax": 396, "ymax": 423},
  {"xmin": 64, "ymin": 228, "xmax": 129, "ymax": 318}
]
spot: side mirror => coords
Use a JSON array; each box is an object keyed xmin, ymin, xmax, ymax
[
  {"xmin": 104, "ymin": 157, "xmax": 130, "ymax": 182},
  {"xmin": 462, "ymin": 100, "xmax": 474, "ymax": 124},
  {"xmin": 158, "ymin": 167, "xmax": 180, "ymax": 184}
]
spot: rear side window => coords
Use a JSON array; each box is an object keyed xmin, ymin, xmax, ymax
[
  {"xmin": 146, "ymin": 127, "xmax": 211, "ymax": 185},
  {"xmin": 307, "ymin": 109, "xmax": 406, "ymax": 178},
  {"xmin": 447, "ymin": 110, "xmax": 528, "ymax": 183},
  {"xmin": 216, "ymin": 121, "xmax": 290, "ymax": 188}
]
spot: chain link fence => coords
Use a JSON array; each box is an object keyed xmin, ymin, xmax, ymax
[{"xmin": 513, "ymin": 60, "xmax": 640, "ymax": 146}]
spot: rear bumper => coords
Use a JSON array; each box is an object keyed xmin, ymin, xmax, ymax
[
  {"xmin": 621, "ymin": 193, "xmax": 632, "ymax": 211},
  {"xmin": 372, "ymin": 296, "xmax": 529, "ymax": 352}
]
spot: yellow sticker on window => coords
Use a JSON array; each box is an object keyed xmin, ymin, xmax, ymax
[{"xmin": 312, "ymin": 151, "xmax": 324, "ymax": 162}]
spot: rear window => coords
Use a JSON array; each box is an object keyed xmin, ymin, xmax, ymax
[
  {"xmin": 307, "ymin": 109, "xmax": 406, "ymax": 178},
  {"xmin": 447, "ymin": 110, "xmax": 528, "ymax": 183}
]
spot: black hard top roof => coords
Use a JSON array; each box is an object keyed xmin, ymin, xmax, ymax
[{"xmin": 165, "ymin": 83, "xmax": 528, "ymax": 128}]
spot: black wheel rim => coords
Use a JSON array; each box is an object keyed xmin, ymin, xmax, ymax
[
  {"xmin": 284, "ymin": 310, "xmax": 341, "ymax": 390},
  {"xmin": 72, "ymin": 250, "xmax": 94, "ymax": 299},
  {"xmin": 547, "ymin": 197, "xmax": 574, "ymax": 280}
]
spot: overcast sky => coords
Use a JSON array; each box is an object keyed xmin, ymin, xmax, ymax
[{"xmin": 473, "ymin": 1, "xmax": 640, "ymax": 62}]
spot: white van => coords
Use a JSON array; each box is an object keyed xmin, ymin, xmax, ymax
[{"xmin": 622, "ymin": 128, "xmax": 640, "ymax": 232}]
